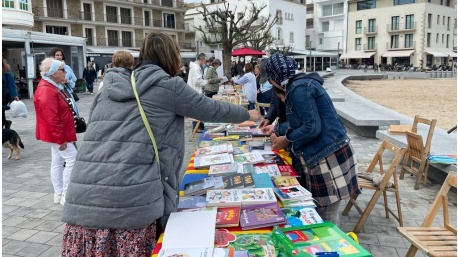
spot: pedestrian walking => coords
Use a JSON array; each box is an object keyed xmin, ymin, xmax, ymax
[{"xmin": 82, "ymin": 62, "xmax": 97, "ymax": 94}]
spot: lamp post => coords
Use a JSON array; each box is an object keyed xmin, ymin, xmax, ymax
[
  {"xmin": 196, "ymin": 40, "xmax": 200, "ymax": 59},
  {"xmin": 309, "ymin": 41, "xmax": 312, "ymax": 72},
  {"xmin": 337, "ymin": 42, "xmax": 340, "ymax": 70}
]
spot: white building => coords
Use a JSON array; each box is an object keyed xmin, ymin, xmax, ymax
[{"xmin": 313, "ymin": 0, "xmax": 348, "ymax": 55}]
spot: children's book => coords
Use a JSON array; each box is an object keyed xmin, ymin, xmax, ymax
[
  {"xmin": 237, "ymin": 163, "xmax": 255, "ymax": 174},
  {"xmin": 232, "ymin": 145, "xmax": 251, "ymax": 155},
  {"xmin": 194, "ymin": 153, "xmax": 234, "ymax": 169},
  {"xmin": 177, "ymin": 196, "xmax": 207, "ymax": 211},
  {"xmin": 222, "ymin": 174, "xmax": 244, "ymax": 189},
  {"xmin": 213, "ymin": 176, "xmax": 225, "ymax": 189},
  {"xmin": 247, "ymin": 140, "xmax": 265, "ymax": 150},
  {"xmin": 240, "ymin": 202, "xmax": 286, "ymax": 230},
  {"xmin": 271, "ymin": 176, "xmax": 300, "ymax": 188},
  {"xmin": 250, "ymin": 127, "xmax": 267, "ymax": 137},
  {"xmin": 280, "ymin": 206, "xmax": 324, "ymax": 227},
  {"xmin": 198, "ymin": 140, "xmax": 242, "ymax": 148},
  {"xmin": 208, "ymin": 163, "xmax": 239, "ymax": 176},
  {"xmin": 227, "ymin": 126, "xmax": 252, "ymax": 136},
  {"xmin": 195, "ymin": 143, "xmax": 233, "ymax": 157},
  {"xmin": 240, "ymin": 188, "xmax": 277, "ymax": 206},
  {"xmin": 233, "ymin": 152, "xmax": 265, "ymax": 165},
  {"xmin": 241, "ymin": 173, "xmax": 255, "ymax": 188},
  {"xmin": 180, "ymin": 207, "xmax": 218, "ymax": 212},
  {"xmin": 213, "ymin": 135, "xmax": 240, "ymax": 141},
  {"xmin": 216, "ymin": 206, "xmax": 241, "ymax": 228},
  {"xmin": 179, "ymin": 174, "xmax": 209, "ymax": 192},
  {"xmin": 277, "ymin": 165, "xmax": 300, "ymax": 177},
  {"xmin": 262, "ymin": 154, "xmax": 285, "ymax": 165},
  {"xmin": 274, "ymin": 185, "xmax": 313, "ymax": 201},
  {"xmin": 214, "ymin": 229, "xmax": 278, "ymax": 257},
  {"xmin": 203, "ymin": 132, "xmax": 226, "ymax": 139},
  {"xmin": 281, "ymin": 198, "xmax": 316, "ymax": 208},
  {"xmin": 252, "ymin": 173, "xmax": 275, "ymax": 188},
  {"xmin": 206, "ymin": 189, "xmax": 242, "ymax": 207},
  {"xmin": 184, "ymin": 177, "xmax": 215, "ymax": 196},
  {"xmin": 253, "ymin": 164, "xmax": 282, "ymax": 177}
]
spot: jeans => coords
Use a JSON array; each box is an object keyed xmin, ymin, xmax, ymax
[
  {"xmin": 248, "ymin": 102, "xmax": 256, "ymax": 110},
  {"xmin": 258, "ymin": 89, "xmax": 272, "ymax": 115},
  {"xmin": 86, "ymin": 80, "xmax": 94, "ymax": 93},
  {"xmin": 50, "ymin": 142, "xmax": 77, "ymax": 195}
]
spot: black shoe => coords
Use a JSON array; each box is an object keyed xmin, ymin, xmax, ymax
[{"xmin": 4, "ymin": 120, "xmax": 12, "ymax": 129}]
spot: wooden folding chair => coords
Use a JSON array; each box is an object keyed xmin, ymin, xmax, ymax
[
  {"xmin": 187, "ymin": 118, "xmax": 202, "ymax": 141},
  {"xmin": 342, "ymin": 139, "xmax": 407, "ymax": 233},
  {"xmin": 255, "ymin": 102, "xmax": 270, "ymax": 118},
  {"xmin": 397, "ymin": 172, "xmax": 457, "ymax": 257},
  {"xmin": 399, "ymin": 115, "xmax": 437, "ymax": 190}
]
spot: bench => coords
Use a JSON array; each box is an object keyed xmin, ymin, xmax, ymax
[{"xmin": 333, "ymin": 102, "xmax": 400, "ymax": 138}]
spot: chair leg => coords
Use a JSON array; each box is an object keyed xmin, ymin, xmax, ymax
[
  {"xmin": 353, "ymin": 190, "xmax": 383, "ymax": 233},
  {"xmin": 189, "ymin": 121, "xmax": 201, "ymax": 141},
  {"xmin": 395, "ymin": 188, "xmax": 403, "ymax": 227},
  {"xmin": 414, "ymin": 167, "xmax": 423, "ymax": 190},
  {"xmin": 422, "ymin": 162, "xmax": 430, "ymax": 186},
  {"xmin": 405, "ymin": 244, "xmax": 419, "ymax": 257},
  {"xmin": 383, "ymin": 190, "xmax": 389, "ymax": 219},
  {"xmin": 399, "ymin": 154, "xmax": 409, "ymax": 180},
  {"xmin": 342, "ymin": 194, "xmax": 358, "ymax": 216}
]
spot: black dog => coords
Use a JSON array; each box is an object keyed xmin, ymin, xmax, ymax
[{"xmin": 2, "ymin": 129, "xmax": 24, "ymax": 160}]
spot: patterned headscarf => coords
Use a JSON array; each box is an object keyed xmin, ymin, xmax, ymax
[{"xmin": 265, "ymin": 53, "xmax": 296, "ymax": 89}]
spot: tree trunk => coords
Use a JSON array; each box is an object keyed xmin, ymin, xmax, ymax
[{"xmin": 222, "ymin": 49, "xmax": 233, "ymax": 78}]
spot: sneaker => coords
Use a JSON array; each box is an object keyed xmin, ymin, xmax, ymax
[
  {"xmin": 60, "ymin": 193, "xmax": 66, "ymax": 206},
  {"xmin": 54, "ymin": 193, "xmax": 62, "ymax": 204}
]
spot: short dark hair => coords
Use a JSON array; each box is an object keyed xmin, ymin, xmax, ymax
[
  {"xmin": 245, "ymin": 63, "xmax": 253, "ymax": 72},
  {"xmin": 197, "ymin": 53, "xmax": 206, "ymax": 60},
  {"xmin": 139, "ymin": 32, "xmax": 181, "ymax": 77},
  {"xmin": 49, "ymin": 48, "xmax": 65, "ymax": 61},
  {"xmin": 212, "ymin": 59, "xmax": 221, "ymax": 67}
]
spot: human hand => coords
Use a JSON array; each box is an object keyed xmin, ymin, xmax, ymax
[
  {"xmin": 272, "ymin": 136, "xmax": 289, "ymax": 150},
  {"xmin": 248, "ymin": 110, "xmax": 261, "ymax": 121},
  {"xmin": 218, "ymin": 77, "xmax": 223, "ymax": 80},
  {"xmin": 261, "ymin": 125, "xmax": 274, "ymax": 135},
  {"xmin": 58, "ymin": 142, "xmax": 67, "ymax": 151},
  {"xmin": 258, "ymin": 119, "xmax": 271, "ymax": 128},
  {"xmin": 270, "ymin": 133, "xmax": 277, "ymax": 143},
  {"xmin": 13, "ymin": 96, "xmax": 19, "ymax": 101}
]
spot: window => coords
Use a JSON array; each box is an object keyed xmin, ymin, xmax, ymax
[
  {"xmin": 83, "ymin": 3, "xmax": 91, "ymax": 21},
  {"xmin": 276, "ymin": 10, "xmax": 282, "ymax": 24},
  {"xmin": 277, "ymin": 28, "xmax": 282, "ymax": 40},
  {"xmin": 120, "ymin": 8, "xmax": 131, "ymax": 24},
  {"xmin": 46, "ymin": 25, "xmax": 67, "ymax": 35},
  {"xmin": 107, "ymin": 30, "xmax": 119, "ymax": 46},
  {"xmin": 443, "ymin": 16, "xmax": 445, "ymax": 25},
  {"xmin": 322, "ymin": 4, "xmax": 332, "ymax": 16},
  {"xmin": 46, "ymin": 0, "xmax": 63, "ymax": 18},
  {"xmin": 442, "ymin": 34, "xmax": 444, "ymax": 43},
  {"xmin": 405, "ymin": 14, "xmax": 414, "ymax": 29},
  {"xmin": 440, "ymin": 0, "xmax": 443, "ymax": 4},
  {"xmin": 322, "ymin": 21, "xmax": 330, "ymax": 32},
  {"xmin": 447, "ymin": 17, "xmax": 450, "ymax": 30},
  {"xmin": 163, "ymin": 13, "xmax": 175, "ymax": 28},
  {"xmin": 356, "ymin": 20, "xmax": 362, "ymax": 34},
  {"xmin": 427, "ymin": 13, "xmax": 432, "ymax": 29},
  {"xmin": 436, "ymin": 33, "xmax": 439, "ymax": 43},
  {"xmin": 437, "ymin": 15, "xmax": 440, "ymax": 25},
  {"xmin": 144, "ymin": 11, "xmax": 151, "ymax": 26},
  {"xmin": 319, "ymin": 38, "xmax": 323, "ymax": 44},
  {"xmin": 405, "ymin": 34, "xmax": 413, "ymax": 48},
  {"xmin": 333, "ymin": 3, "xmax": 343, "ymax": 15},
  {"xmin": 393, "ymin": 0, "xmax": 416, "ymax": 5},
  {"xmin": 122, "ymin": 31, "xmax": 132, "ymax": 47},
  {"xmin": 368, "ymin": 37, "xmax": 376, "ymax": 50},
  {"xmin": 427, "ymin": 32, "xmax": 431, "ymax": 47},
  {"xmin": 289, "ymin": 32, "xmax": 294, "ymax": 43},
  {"xmin": 446, "ymin": 0, "xmax": 450, "ymax": 6},
  {"xmin": 238, "ymin": 12, "xmax": 243, "ymax": 20},
  {"xmin": 357, "ymin": 0, "xmax": 376, "ymax": 10},
  {"xmin": 391, "ymin": 35, "xmax": 399, "ymax": 48},
  {"xmin": 162, "ymin": 0, "xmax": 173, "ymax": 7},
  {"xmin": 106, "ymin": 6, "xmax": 117, "ymax": 23},
  {"xmin": 446, "ymin": 34, "xmax": 450, "ymax": 47},
  {"xmin": 355, "ymin": 38, "xmax": 361, "ymax": 50},
  {"xmin": 391, "ymin": 16, "xmax": 400, "ymax": 30},
  {"xmin": 368, "ymin": 19, "xmax": 376, "ymax": 32},
  {"xmin": 19, "ymin": 0, "xmax": 28, "ymax": 10},
  {"xmin": 306, "ymin": 35, "xmax": 310, "ymax": 47},
  {"xmin": 85, "ymin": 28, "xmax": 93, "ymax": 46},
  {"xmin": 2, "ymin": 0, "xmax": 14, "ymax": 8}
]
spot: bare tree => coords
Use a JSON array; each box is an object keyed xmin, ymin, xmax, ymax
[{"xmin": 194, "ymin": 2, "xmax": 277, "ymax": 77}]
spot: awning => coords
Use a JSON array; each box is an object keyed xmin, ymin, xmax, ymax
[
  {"xmin": 443, "ymin": 52, "xmax": 457, "ymax": 57},
  {"xmin": 425, "ymin": 51, "xmax": 449, "ymax": 57},
  {"xmin": 382, "ymin": 50, "xmax": 414, "ymax": 57},
  {"xmin": 339, "ymin": 52, "xmax": 375, "ymax": 59}
]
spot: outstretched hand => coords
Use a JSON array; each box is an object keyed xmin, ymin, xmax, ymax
[{"xmin": 248, "ymin": 110, "xmax": 261, "ymax": 121}]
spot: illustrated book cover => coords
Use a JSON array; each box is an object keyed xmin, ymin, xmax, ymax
[
  {"xmin": 222, "ymin": 174, "xmax": 244, "ymax": 189},
  {"xmin": 274, "ymin": 185, "xmax": 313, "ymax": 200},
  {"xmin": 262, "ymin": 154, "xmax": 285, "ymax": 165},
  {"xmin": 253, "ymin": 164, "xmax": 281, "ymax": 177},
  {"xmin": 208, "ymin": 163, "xmax": 239, "ymax": 176},
  {"xmin": 232, "ymin": 145, "xmax": 251, "ymax": 155},
  {"xmin": 233, "ymin": 152, "xmax": 265, "ymax": 165},
  {"xmin": 227, "ymin": 126, "xmax": 252, "ymax": 136},
  {"xmin": 252, "ymin": 173, "xmax": 275, "ymax": 188},
  {"xmin": 240, "ymin": 188, "xmax": 277, "ymax": 206},
  {"xmin": 271, "ymin": 176, "xmax": 300, "ymax": 188},
  {"xmin": 239, "ymin": 202, "xmax": 286, "ymax": 230},
  {"xmin": 194, "ymin": 153, "xmax": 234, "ymax": 169},
  {"xmin": 183, "ymin": 177, "xmax": 215, "ymax": 196},
  {"xmin": 216, "ymin": 206, "xmax": 241, "ymax": 228},
  {"xmin": 195, "ymin": 143, "xmax": 233, "ymax": 157},
  {"xmin": 277, "ymin": 165, "xmax": 300, "ymax": 177},
  {"xmin": 198, "ymin": 140, "xmax": 242, "ymax": 148},
  {"xmin": 177, "ymin": 196, "xmax": 207, "ymax": 210},
  {"xmin": 280, "ymin": 206, "xmax": 324, "ymax": 227},
  {"xmin": 206, "ymin": 189, "xmax": 242, "ymax": 207}
]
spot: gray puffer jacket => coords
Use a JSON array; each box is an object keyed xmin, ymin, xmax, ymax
[{"xmin": 61, "ymin": 63, "xmax": 249, "ymax": 230}]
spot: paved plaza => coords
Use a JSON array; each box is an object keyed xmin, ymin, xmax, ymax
[{"xmin": 2, "ymin": 73, "xmax": 457, "ymax": 257}]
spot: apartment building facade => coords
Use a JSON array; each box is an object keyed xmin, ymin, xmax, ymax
[
  {"xmin": 344, "ymin": 0, "xmax": 457, "ymax": 68},
  {"xmin": 313, "ymin": 0, "xmax": 348, "ymax": 55}
]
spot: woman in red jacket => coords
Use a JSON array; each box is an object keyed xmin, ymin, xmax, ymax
[{"xmin": 34, "ymin": 57, "xmax": 77, "ymax": 206}]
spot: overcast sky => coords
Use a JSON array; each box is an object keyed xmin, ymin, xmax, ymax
[{"xmin": 184, "ymin": 0, "xmax": 200, "ymax": 2}]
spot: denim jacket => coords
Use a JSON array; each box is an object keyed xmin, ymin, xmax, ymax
[{"xmin": 275, "ymin": 73, "xmax": 350, "ymax": 168}]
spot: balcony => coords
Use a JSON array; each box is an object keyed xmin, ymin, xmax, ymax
[
  {"xmin": 275, "ymin": 39, "xmax": 284, "ymax": 45},
  {"xmin": 180, "ymin": 42, "xmax": 196, "ymax": 50},
  {"xmin": 364, "ymin": 26, "xmax": 378, "ymax": 35},
  {"xmin": 363, "ymin": 43, "xmax": 377, "ymax": 52},
  {"xmin": 387, "ymin": 22, "xmax": 416, "ymax": 33},
  {"xmin": 276, "ymin": 17, "xmax": 283, "ymax": 25},
  {"xmin": 2, "ymin": 0, "xmax": 34, "ymax": 28},
  {"xmin": 386, "ymin": 41, "xmax": 416, "ymax": 50},
  {"xmin": 94, "ymin": 0, "xmax": 186, "ymax": 10}
]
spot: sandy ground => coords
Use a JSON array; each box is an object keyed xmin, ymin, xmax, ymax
[{"xmin": 345, "ymin": 78, "xmax": 457, "ymax": 131}]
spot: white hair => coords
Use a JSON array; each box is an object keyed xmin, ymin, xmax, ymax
[{"xmin": 40, "ymin": 57, "xmax": 65, "ymax": 77}]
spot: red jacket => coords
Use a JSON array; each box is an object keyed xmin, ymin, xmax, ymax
[{"xmin": 34, "ymin": 79, "xmax": 77, "ymax": 144}]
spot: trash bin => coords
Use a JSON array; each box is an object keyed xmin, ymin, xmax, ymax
[{"xmin": 81, "ymin": 80, "xmax": 86, "ymax": 92}]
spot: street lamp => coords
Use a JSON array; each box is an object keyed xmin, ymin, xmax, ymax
[
  {"xmin": 309, "ymin": 41, "xmax": 312, "ymax": 72},
  {"xmin": 337, "ymin": 42, "xmax": 340, "ymax": 70}
]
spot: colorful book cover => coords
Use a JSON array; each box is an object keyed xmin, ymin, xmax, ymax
[
  {"xmin": 180, "ymin": 207, "xmax": 218, "ymax": 212},
  {"xmin": 237, "ymin": 163, "xmax": 255, "ymax": 174},
  {"xmin": 203, "ymin": 132, "xmax": 226, "ymax": 139},
  {"xmin": 241, "ymin": 173, "xmax": 255, "ymax": 188},
  {"xmin": 277, "ymin": 165, "xmax": 300, "ymax": 177},
  {"xmin": 195, "ymin": 143, "xmax": 233, "ymax": 157},
  {"xmin": 206, "ymin": 189, "xmax": 241, "ymax": 207},
  {"xmin": 232, "ymin": 145, "xmax": 251, "ymax": 155},
  {"xmin": 252, "ymin": 173, "xmax": 275, "ymax": 188},
  {"xmin": 177, "ymin": 196, "xmax": 207, "ymax": 211},
  {"xmin": 240, "ymin": 202, "xmax": 287, "ymax": 230},
  {"xmin": 216, "ymin": 206, "xmax": 241, "ymax": 228},
  {"xmin": 240, "ymin": 188, "xmax": 277, "ymax": 206},
  {"xmin": 184, "ymin": 177, "xmax": 215, "ymax": 196},
  {"xmin": 274, "ymin": 185, "xmax": 312, "ymax": 200},
  {"xmin": 213, "ymin": 135, "xmax": 240, "ymax": 141},
  {"xmin": 213, "ymin": 176, "xmax": 225, "ymax": 189},
  {"xmin": 227, "ymin": 126, "xmax": 252, "ymax": 136},
  {"xmin": 214, "ymin": 229, "xmax": 277, "ymax": 257},
  {"xmin": 198, "ymin": 140, "xmax": 242, "ymax": 148},
  {"xmin": 208, "ymin": 163, "xmax": 239, "ymax": 176},
  {"xmin": 158, "ymin": 247, "xmax": 212, "ymax": 257},
  {"xmin": 272, "ymin": 176, "xmax": 300, "ymax": 188},
  {"xmin": 281, "ymin": 206, "xmax": 324, "ymax": 227},
  {"xmin": 179, "ymin": 174, "xmax": 209, "ymax": 192},
  {"xmin": 194, "ymin": 153, "xmax": 234, "ymax": 168},
  {"xmin": 247, "ymin": 140, "xmax": 265, "ymax": 150},
  {"xmin": 253, "ymin": 164, "xmax": 282, "ymax": 177},
  {"xmin": 233, "ymin": 152, "xmax": 265, "ymax": 165},
  {"xmin": 205, "ymin": 122, "xmax": 229, "ymax": 128},
  {"xmin": 262, "ymin": 154, "xmax": 285, "ymax": 165},
  {"xmin": 250, "ymin": 127, "xmax": 267, "ymax": 137},
  {"xmin": 281, "ymin": 199, "xmax": 316, "ymax": 208},
  {"xmin": 222, "ymin": 174, "xmax": 244, "ymax": 189}
]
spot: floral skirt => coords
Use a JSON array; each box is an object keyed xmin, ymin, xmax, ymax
[{"xmin": 62, "ymin": 222, "xmax": 156, "ymax": 257}]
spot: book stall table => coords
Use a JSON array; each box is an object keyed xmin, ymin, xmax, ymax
[{"xmin": 152, "ymin": 125, "xmax": 372, "ymax": 257}]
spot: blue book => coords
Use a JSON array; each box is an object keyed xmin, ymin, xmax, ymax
[
  {"xmin": 252, "ymin": 173, "xmax": 274, "ymax": 188},
  {"xmin": 179, "ymin": 174, "xmax": 210, "ymax": 191}
]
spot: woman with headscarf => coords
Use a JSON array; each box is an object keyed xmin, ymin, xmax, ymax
[{"xmin": 34, "ymin": 58, "xmax": 77, "ymax": 206}]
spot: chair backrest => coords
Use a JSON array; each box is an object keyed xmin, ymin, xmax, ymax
[
  {"xmin": 255, "ymin": 102, "xmax": 270, "ymax": 115},
  {"xmin": 366, "ymin": 139, "xmax": 407, "ymax": 188},
  {"xmin": 421, "ymin": 172, "xmax": 457, "ymax": 233},
  {"xmin": 405, "ymin": 131, "xmax": 424, "ymax": 164},
  {"xmin": 411, "ymin": 115, "xmax": 437, "ymax": 156}
]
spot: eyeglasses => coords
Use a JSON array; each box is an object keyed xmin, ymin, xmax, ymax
[{"xmin": 59, "ymin": 68, "xmax": 67, "ymax": 73}]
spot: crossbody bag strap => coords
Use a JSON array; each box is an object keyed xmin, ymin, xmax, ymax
[
  {"xmin": 130, "ymin": 72, "xmax": 161, "ymax": 170},
  {"xmin": 58, "ymin": 90, "xmax": 76, "ymax": 114}
]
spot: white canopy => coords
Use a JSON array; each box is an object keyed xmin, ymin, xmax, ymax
[
  {"xmin": 340, "ymin": 52, "xmax": 375, "ymax": 59},
  {"xmin": 382, "ymin": 50, "xmax": 415, "ymax": 57},
  {"xmin": 425, "ymin": 51, "xmax": 449, "ymax": 57}
]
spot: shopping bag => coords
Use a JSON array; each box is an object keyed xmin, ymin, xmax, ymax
[{"xmin": 9, "ymin": 100, "xmax": 28, "ymax": 118}]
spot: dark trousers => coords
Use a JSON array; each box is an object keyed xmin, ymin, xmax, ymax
[{"xmin": 86, "ymin": 80, "xmax": 94, "ymax": 93}]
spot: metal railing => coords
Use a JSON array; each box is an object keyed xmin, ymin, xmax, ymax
[
  {"xmin": 364, "ymin": 26, "xmax": 378, "ymax": 34},
  {"xmin": 386, "ymin": 41, "xmax": 416, "ymax": 50},
  {"xmin": 387, "ymin": 22, "xmax": 416, "ymax": 32},
  {"xmin": 363, "ymin": 43, "xmax": 377, "ymax": 51}
]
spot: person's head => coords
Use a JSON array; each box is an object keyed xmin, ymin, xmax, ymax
[
  {"xmin": 87, "ymin": 61, "xmax": 93, "ymax": 68},
  {"xmin": 112, "ymin": 50, "xmax": 135, "ymax": 69},
  {"xmin": 49, "ymin": 48, "xmax": 65, "ymax": 61},
  {"xmin": 244, "ymin": 63, "xmax": 253, "ymax": 73},
  {"xmin": 139, "ymin": 32, "xmax": 181, "ymax": 76},
  {"xmin": 2, "ymin": 59, "xmax": 11, "ymax": 74},
  {"xmin": 254, "ymin": 64, "xmax": 260, "ymax": 75},
  {"xmin": 40, "ymin": 57, "xmax": 66, "ymax": 84},
  {"xmin": 266, "ymin": 53, "xmax": 296, "ymax": 100},
  {"xmin": 211, "ymin": 58, "xmax": 221, "ymax": 68},
  {"xmin": 196, "ymin": 53, "xmax": 206, "ymax": 67}
]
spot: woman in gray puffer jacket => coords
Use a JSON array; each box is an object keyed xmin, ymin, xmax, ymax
[
  {"xmin": 61, "ymin": 32, "xmax": 260, "ymax": 256},
  {"xmin": 204, "ymin": 58, "xmax": 223, "ymax": 98}
]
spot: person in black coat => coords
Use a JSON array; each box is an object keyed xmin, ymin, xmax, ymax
[{"xmin": 82, "ymin": 62, "xmax": 97, "ymax": 94}]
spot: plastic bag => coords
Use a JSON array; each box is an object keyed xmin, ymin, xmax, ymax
[{"xmin": 9, "ymin": 100, "xmax": 28, "ymax": 118}]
